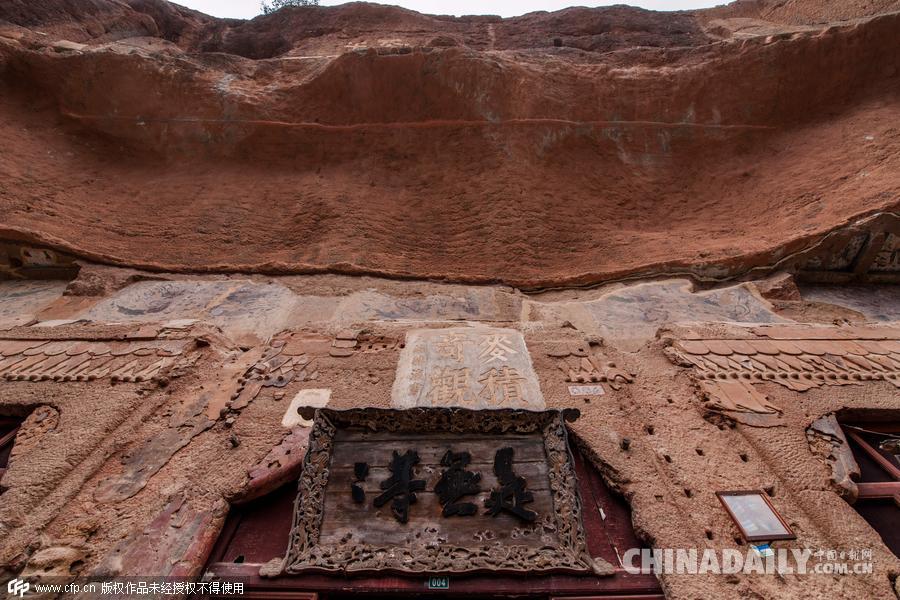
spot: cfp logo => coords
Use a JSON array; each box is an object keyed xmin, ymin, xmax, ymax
[{"xmin": 6, "ymin": 578, "xmax": 29, "ymax": 598}]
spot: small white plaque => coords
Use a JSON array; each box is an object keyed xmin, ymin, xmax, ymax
[
  {"xmin": 283, "ymin": 388, "xmax": 331, "ymax": 428},
  {"xmin": 568, "ymin": 385, "xmax": 605, "ymax": 396}
]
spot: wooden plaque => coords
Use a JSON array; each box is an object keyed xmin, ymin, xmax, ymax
[{"xmin": 266, "ymin": 408, "xmax": 611, "ymax": 576}]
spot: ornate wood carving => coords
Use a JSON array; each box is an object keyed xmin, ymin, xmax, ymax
[{"xmin": 265, "ymin": 408, "xmax": 610, "ymax": 577}]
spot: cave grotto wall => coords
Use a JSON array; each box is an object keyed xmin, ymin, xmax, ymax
[{"xmin": 0, "ymin": 267, "xmax": 897, "ymax": 599}]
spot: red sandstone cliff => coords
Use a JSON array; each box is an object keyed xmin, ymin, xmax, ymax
[{"xmin": 0, "ymin": 0, "xmax": 898, "ymax": 287}]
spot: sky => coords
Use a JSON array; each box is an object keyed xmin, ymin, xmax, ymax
[{"xmin": 175, "ymin": 0, "xmax": 724, "ymax": 20}]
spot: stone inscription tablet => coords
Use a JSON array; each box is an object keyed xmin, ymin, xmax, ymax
[{"xmin": 392, "ymin": 327, "xmax": 545, "ymax": 409}]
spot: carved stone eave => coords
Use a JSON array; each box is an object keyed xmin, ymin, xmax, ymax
[
  {"xmin": 665, "ymin": 327, "xmax": 900, "ymax": 392},
  {"xmin": 266, "ymin": 407, "xmax": 611, "ymax": 577}
]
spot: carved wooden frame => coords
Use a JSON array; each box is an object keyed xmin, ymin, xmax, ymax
[{"xmin": 265, "ymin": 407, "xmax": 611, "ymax": 576}]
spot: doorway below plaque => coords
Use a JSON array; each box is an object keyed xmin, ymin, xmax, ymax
[{"xmin": 202, "ymin": 441, "xmax": 663, "ymax": 599}]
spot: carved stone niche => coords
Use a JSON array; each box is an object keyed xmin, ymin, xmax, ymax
[
  {"xmin": 264, "ymin": 407, "xmax": 611, "ymax": 577},
  {"xmin": 792, "ymin": 212, "xmax": 900, "ymax": 283}
]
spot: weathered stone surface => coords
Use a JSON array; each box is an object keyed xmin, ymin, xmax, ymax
[
  {"xmin": 546, "ymin": 341, "xmax": 635, "ymax": 390},
  {"xmin": 92, "ymin": 495, "xmax": 223, "ymax": 580},
  {"xmin": 50, "ymin": 39, "xmax": 86, "ymax": 52},
  {"xmin": 0, "ymin": 281, "xmax": 67, "ymax": 329},
  {"xmin": 392, "ymin": 327, "xmax": 544, "ymax": 410},
  {"xmin": 806, "ymin": 414, "xmax": 860, "ymax": 501},
  {"xmin": 531, "ymin": 280, "xmax": 787, "ymax": 350},
  {"xmin": 2, "ymin": 4, "xmax": 900, "ymax": 289},
  {"xmin": 94, "ymin": 395, "xmax": 214, "ymax": 503},
  {"xmin": 336, "ymin": 289, "xmax": 520, "ymax": 323},
  {"xmin": 227, "ymin": 335, "xmax": 320, "ymax": 414},
  {"xmin": 800, "ymin": 284, "xmax": 900, "ymax": 321},
  {"xmin": 753, "ymin": 271, "xmax": 802, "ymax": 301},
  {"xmin": 19, "ymin": 545, "xmax": 86, "ymax": 589},
  {"xmin": 236, "ymin": 427, "xmax": 311, "ymax": 504},
  {"xmin": 77, "ymin": 280, "xmax": 334, "ymax": 343},
  {"xmin": 698, "ymin": 379, "xmax": 782, "ymax": 415}
]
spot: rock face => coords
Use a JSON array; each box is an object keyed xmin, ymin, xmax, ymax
[
  {"xmin": 2, "ymin": 6, "xmax": 899, "ymax": 597},
  {"xmin": 0, "ymin": 0, "xmax": 899, "ymax": 288}
]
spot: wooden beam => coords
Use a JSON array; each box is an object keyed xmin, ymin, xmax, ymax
[
  {"xmin": 846, "ymin": 430, "xmax": 900, "ymax": 481},
  {"xmin": 0, "ymin": 427, "xmax": 19, "ymax": 452},
  {"xmin": 855, "ymin": 482, "xmax": 900, "ymax": 500}
]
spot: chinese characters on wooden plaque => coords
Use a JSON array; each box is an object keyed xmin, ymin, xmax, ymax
[
  {"xmin": 391, "ymin": 327, "xmax": 545, "ymax": 409},
  {"xmin": 268, "ymin": 408, "xmax": 610, "ymax": 576}
]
